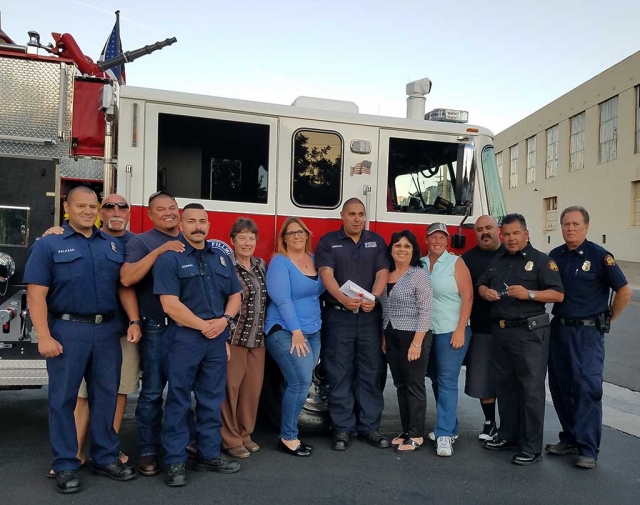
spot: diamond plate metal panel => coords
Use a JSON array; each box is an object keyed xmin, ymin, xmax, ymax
[{"xmin": 0, "ymin": 360, "xmax": 48, "ymax": 386}]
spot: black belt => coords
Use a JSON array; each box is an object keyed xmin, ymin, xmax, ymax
[
  {"xmin": 558, "ymin": 317, "xmax": 597, "ymax": 327},
  {"xmin": 495, "ymin": 318, "xmax": 528, "ymax": 329},
  {"xmin": 324, "ymin": 302, "xmax": 359, "ymax": 314},
  {"xmin": 51, "ymin": 313, "xmax": 114, "ymax": 324}
]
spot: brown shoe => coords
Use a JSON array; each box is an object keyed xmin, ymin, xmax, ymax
[
  {"xmin": 186, "ymin": 443, "xmax": 198, "ymax": 460},
  {"xmin": 138, "ymin": 455, "xmax": 160, "ymax": 476},
  {"xmin": 243, "ymin": 440, "xmax": 260, "ymax": 453},
  {"xmin": 226, "ymin": 445, "xmax": 251, "ymax": 459}
]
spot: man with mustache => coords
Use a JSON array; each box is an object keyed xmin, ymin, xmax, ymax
[
  {"xmin": 153, "ymin": 203, "xmax": 242, "ymax": 486},
  {"xmin": 461, "ymin": 215, "xmax": 503, "ymax": 441}
]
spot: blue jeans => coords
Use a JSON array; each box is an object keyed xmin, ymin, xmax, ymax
[
  {"xmin": 427, "ymin": 327, "xmax": 471, "ymax": 438},
  {"xmin": 266, "ymin": 330, "xmax": 321, "ymax": 440}
]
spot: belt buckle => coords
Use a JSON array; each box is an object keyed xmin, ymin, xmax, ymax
[
  {"xmin": 95, "ymin": 314, "xmax": 103, "ymax": 324},
  {"xmin": 499, "ymin": 320, "xmax": 505, "ymax": 329},
  {"xmin": 352, "ymin": 308, "xmax": 359, "ymax": 314}
]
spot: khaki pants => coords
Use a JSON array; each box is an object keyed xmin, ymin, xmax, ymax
[{"xmin": 221, "ymin": 345, "xmax": 265, "ymax": 449}]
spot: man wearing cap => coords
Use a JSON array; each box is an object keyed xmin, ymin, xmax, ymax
[
  {"xmin": 546, "ymin": 206, "xmax": 631, "ymax": 469},
  {"xmin": 477, "ymin": 213, "xmax": 564, "ymax": 466},
  {"xmin": 315, "ymin": 198, "xmax": 390, "ymax": 451}
]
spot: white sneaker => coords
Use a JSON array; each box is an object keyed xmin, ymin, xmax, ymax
[
  {"xmin": 436, "ymin": 436, "xmax": 453, "ymax": 457},
  {"xmin": 428, "ymin": 432, "xmax": 458, "ymax": 442}
]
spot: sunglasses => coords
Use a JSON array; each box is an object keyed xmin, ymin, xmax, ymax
[
  {"xmin": 148, "ymin": 190, "xmax": 176, "ymax": 205},
  {"xmin": 102, "ymin": 202, "xmax": 130, "ymax": 210}
]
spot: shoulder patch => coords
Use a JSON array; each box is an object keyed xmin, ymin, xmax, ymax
[
  {"xmin": 548, "ymin": 260, "xmax": 559, "ymax": 271},
  {"xmin": 604, "ymin": 255, "xmax": 616, "ymax": 266}
]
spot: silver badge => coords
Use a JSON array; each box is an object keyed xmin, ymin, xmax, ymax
[
  {"xmin": 524, "ymin": 261, "xmax": 534, "ymax": 271},
  {"xmin": 582, "ymin": 261, "xmax": 591, "ymax": 272},
  {"xmin": 111, "ymin": 242, "xmax": 117, "ymax": 253},
  {"xmin": 220, "ymin": 256, "xmax": 227, "ymax": 267}
]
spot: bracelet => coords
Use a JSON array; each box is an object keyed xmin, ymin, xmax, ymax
[
  {"xmin": 128, "ymin": 320, "xmax": 141, "ymax": 327},
  {"xmin": 410, "ymin": 341, "xmax": 422, "ymax": 348}
]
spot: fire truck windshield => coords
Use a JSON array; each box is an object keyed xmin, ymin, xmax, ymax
[{"xmin": 481, "ymin": 145, "xmax": 507, "ymax": 221}]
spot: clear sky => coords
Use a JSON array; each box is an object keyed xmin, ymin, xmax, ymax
[{"xmin": 2, "ymin": 0, "xmax": 639, "ymax": 134}]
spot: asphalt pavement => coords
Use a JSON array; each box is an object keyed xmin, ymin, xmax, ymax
[{"xmin": 1, "ymin": 374, "xmax": 639, "ymax": 505}]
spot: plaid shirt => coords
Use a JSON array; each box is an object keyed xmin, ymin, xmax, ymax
[
  {"xmin": 228, "ymin": 254, "xmax": 267, "ymax": 348},
  {"xmin": 380, "ymin": 266, "xmax": 433, "ymax": 332}
]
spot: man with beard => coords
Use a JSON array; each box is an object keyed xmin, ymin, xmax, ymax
[
  {"xmin": 461, "ymin": 215, "xmax": 503, "ymax": 441},
  {"xmin": 153, "ymin": 203, "xmax": 242, "ymax": 486}
]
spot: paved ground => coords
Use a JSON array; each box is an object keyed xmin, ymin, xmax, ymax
[{"xmin": 1, "ymin": 375, "xmax": 639, "ymax": 505}]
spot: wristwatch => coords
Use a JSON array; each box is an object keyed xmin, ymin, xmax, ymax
[
  {"xmin": 223, "ymin": 314, "xmax": 234, "ymax": 326},
  {"xmin": 528, "ymin": 291, "xmax": 536, "ymax": 300},
  {"xmin": 128, "ymin": 320, "xmax": 141, "ymax": 327}
]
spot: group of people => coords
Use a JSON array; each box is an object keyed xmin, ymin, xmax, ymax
[{"xmin": 24, "ymin": 188, "xmax": 631, "ymax": 494}]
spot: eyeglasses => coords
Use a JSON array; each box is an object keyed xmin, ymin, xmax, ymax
[
  {"xmin": 148, "ymin": 190, "xmax": 175, "ymax": 206},
  {"xmin": 284, "ymin": 229, "xmax": 307, "ymax": 238},
  {"xmin": 102, "ymin": 202, "xmax": 130, "ymax": 210},
  {"xmin": 199, "ymin": 257, "xmax": 206, "ymax": 276}
]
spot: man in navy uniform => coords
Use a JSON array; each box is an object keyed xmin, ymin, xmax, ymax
[
  {"xmin": 478, "ymin": 213, "xmax": 564, "ymax": 466},
  {"xmin": 153, "ymin": 203, "xmax": 242, "ymax": 487},
  {"xmin": 25, "ymin": 186, "xmax": 140, "ymax": 493},
  {"xmin": 315, "ymin": 198, "xmax": 390, "ymax": 451},
  {"xmin": 546, "ymin": 206, "xmax": 632, "ymax": 469}
]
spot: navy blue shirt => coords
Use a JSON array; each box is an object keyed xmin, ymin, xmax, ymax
[
  {"xmin": 153, "ymin": 239, "xmax": 242, "ymax": 320},
  {"xmin": 124, "ymin": 228, "xmax": 182, "ymax": 320},
  {"xmin": 462, "ymin": 244, "xmax": 504, "ymax": 333},
  {"xmin": 24, "ymin": 223, "xmax": 123, "ymax": 315},
  {"xmin": 550, "ymin": 240, "xmax": 627, "ymax": 319},
  {"xmin": 315, "ymin": 227, "xmax": 389, "ymax": 305}
]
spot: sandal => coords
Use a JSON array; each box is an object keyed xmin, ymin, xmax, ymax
[
  {"xmin": 391, "ymin": 432, "xmax": 409, "ymax": 447},
  {"xmin": 395, "ymin": 438, "xmax": 423, "ymax": 453}
]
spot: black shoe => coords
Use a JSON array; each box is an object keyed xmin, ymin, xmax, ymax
[
  {"xmin": 512, "ymin": 451, "xmax": 542, "ymax": 465},
  {"xmin": 186, "ymin": 443, "xmax": 198, "ymax": 460},
  {"xmin": 138, "ymin": 455, "xmax": 160, "ymax": 476},
  {"xmin": 332, "ymin": 432, "xmax": 349, "ymax": 451},
  {"xmin": 545, "ymin": 441, "xmax": 579, "ymax": 455},
  {"xmin": 358, "ymin": 430, "xmax": 391, "ymax": 449},
  {"xmin": 299, "ymin": 440, "xmax": 313, "ymax": 452},
  {"xmin": 193, "ymin": 454, "xmax": 241, "ymax": 474},
  {"xmin": 478, "ymin": 421, "xmax": 498, "ymax": 441},
  {"xmin": 483, "ymin": 439, "xmax": 519, "ymax": 451},
  {"xmin": 574, "ymin": 455, "xmax": 597, "ymax": 469},
  {"xmin": 165, "ymin": 463, "xmax": 187, "ymax": 487},
  {"xmin": 92, "ymin": 459, "xmax": 137, "ymax": 481},
  {"xmin": 277, "ymin": 439, "xmax": 312, "ymax": 457},
  {"xmin": 55, "ymin": 470, "xmax": 81, "ymax": 494}
]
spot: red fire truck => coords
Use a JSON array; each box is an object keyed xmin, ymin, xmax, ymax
[{"xmin": 0, "ymin": 23, "xmax": 505, "ymax": 428}]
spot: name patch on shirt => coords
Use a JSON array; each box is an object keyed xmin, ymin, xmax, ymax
[
  {"xmin": 332, "ymin": 245, "xmax": 343, "ymax": 248},
  {"xmin": 181, "ymin": 264, "xmax": 195, "ymax": 269},
  {"xmin": 364, "ymin": 242, "xmax": 377, "ymax": 248},
  {"xmin": 57, "ymin": 248, "xmax": 76, "ymax": 254}
]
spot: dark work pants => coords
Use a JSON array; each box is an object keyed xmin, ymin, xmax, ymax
[
  {"xmin": 493, "ymin": 323, "xmax": 549, "ymax": 455},
  {"xmin": 548, "ymin": 319, "xmax": 604, "ymax": 460},
  {"xmin": 162, "ymin": 325, "xmax": 227, "ymax": 464},
  {"xmin": 322, "ymin": 307, "xmax": 385, "ymax": 433},
  {"xmin": 385, "ymin": 325, "xmax": 432, "ymax": 438}
]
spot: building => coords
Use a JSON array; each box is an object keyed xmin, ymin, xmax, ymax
[{"xmin": 494, "ymin": 50, "xmax": 640, "ymax": 261}]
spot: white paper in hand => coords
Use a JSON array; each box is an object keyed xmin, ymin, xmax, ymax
[{"xmin": 339, "ymin": 280, "xmax": 375, "ymax": 302}]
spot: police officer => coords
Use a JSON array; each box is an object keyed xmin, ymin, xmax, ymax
[
  {"xmin": 315, "ymin": 198, "xmax": 390, "ymax": 451},
  {"xmin": 25, "ymin": 186, "xmax": 139, "ymax": 493},
  {"xmin": 546, "ymin": 206, "xmax": 631, "ymax": 469},
  {"xmin": 478, "ymin": 213, "xmax": 564, "ymax": 465},
  {"xmin": 153, "ymin": 203, "xmax": 242, "ymax": 487}
]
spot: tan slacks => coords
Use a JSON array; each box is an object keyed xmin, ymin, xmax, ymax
[{"xmin": 221, "ymin": 345, "xmax": 266, "ymax": 449}]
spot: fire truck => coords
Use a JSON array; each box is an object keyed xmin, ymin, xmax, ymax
[{"xmin": 0, "ymin": 23, "xmax": 506, "ymax": 429}]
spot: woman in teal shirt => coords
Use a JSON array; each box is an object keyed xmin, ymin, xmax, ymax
[{"xmin": 422, "ymin": 223, "xmax": 473, "ymax": 457}]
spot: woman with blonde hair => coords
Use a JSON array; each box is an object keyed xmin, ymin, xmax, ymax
[{"xmin": 265, "ymin": 217, "xmax": 325, "ymax": 457}]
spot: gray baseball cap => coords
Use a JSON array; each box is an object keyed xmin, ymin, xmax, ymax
[{"xmin": 427, "ymin": 222, "xmax": 449, "ymax": 236}]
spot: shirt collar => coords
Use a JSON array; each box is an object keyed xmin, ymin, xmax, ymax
[
  {"xmin": 503, "ymin": 241, "xmax": 533, "ymax": 258},
  {"xmin": 338, "ymin": 226, "xmax": 370, "ymax": 242},
  {"xmin": 561, "ymin": 239, "xmax": 588, "ymax": 256},
  {"xmin": 62, "ymin": 222, "xmax": 102, "ymax": 240}
]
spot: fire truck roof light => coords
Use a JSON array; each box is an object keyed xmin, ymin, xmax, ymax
[{"xmin": 425, "ymin": 109, "xmax": 469, "ymax": 124}]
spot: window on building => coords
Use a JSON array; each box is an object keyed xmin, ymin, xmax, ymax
[
  {"xmin": 292, "ymin": 130, "xmax": 343, "ymax": 208},
  {"xmin": 599, "ymin": 96, "xmax": 618, "ymax": 164},
  {"xmin": 157, "ymin": 113, "xmax": 269, "ymax": 204},
  {"xmin": 570, "ymin": 112, "xmax": 585, "ymax": 172},
  {"xmin": 636, "ymin": 87, "xmax": 640, "ymax": 154},
  {"xmin": 544, "ymin": 197, "xmax": 558, "ymax": 230},
  {"xmin": 387, "ymin": 137, "xmax": 475, "ymax": 216},
  {"xmin": 509, "ymin": 145, "xmax": 518, "ymax": 189},
  {"xmin": 633, "ymin": 181, "xmax": 640, "ymax": 226},
  {"xmin": 526, "ymin": 136, "xmax": 536, "ymax": 184},
  {"xmin": 546, "ymin": 125, "xmax": 558, "ymax": 178},
  {"xmin": 496, "ymin": 151, "xmax": 504, "ymax": 186}
]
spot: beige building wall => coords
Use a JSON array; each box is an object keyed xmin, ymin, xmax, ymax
[{"xmin": 495, "ymin": 51, "xmax": 640, "ymax": 261}]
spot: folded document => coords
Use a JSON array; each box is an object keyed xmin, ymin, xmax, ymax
[{"xmin": 339, "ymin": 280, "xmax": 375, "ymax": 302}]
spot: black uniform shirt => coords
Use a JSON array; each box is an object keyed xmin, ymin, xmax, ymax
[
  {"xmin": 477, "ymin": 242, "xmax": 564, "ymax": 321},
  {"xmin": 550, "ymin": 240, "xmax": 627, "ymax": 319},
  {"xmin": 462, "ymin": 244, "xmax": 504, "ymax": 333},
  {"xmin": 314, "ymin": 227, "xmax": 389, "ymax": 305}
]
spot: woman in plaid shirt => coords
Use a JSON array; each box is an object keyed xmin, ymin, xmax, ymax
[{"xmin": 380, "ymin": 230, "xmax": 433, "ymax": 453}]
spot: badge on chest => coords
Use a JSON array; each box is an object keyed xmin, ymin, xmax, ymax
[
  {"xmin": 582, "ymin": 261, "xmax": 591, "ymax": 271},
  {"xmin": 524, "ymin": 261, "xmax": 534, "ymax": 271}
]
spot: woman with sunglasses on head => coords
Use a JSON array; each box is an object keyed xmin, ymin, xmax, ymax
[
  {"xmin": 381, "ymin": 230, "xmax": 433, "ymax": 453},
  {"xmin": 264, "ymin": 217, "xmax": 325, "ymax": 457}
]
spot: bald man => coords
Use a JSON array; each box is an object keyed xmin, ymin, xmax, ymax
[{"xmin": 461, "ymin": 215, "xmax": 503, "ymax": 441}]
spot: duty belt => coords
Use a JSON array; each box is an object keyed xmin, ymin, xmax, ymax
[
  {"xmin": 51, "ymin": 313, "xmax": 114, "ymax": 324},
  {"xmin": 495, "ymin": 318, "xmax": 528, "ymax": 329},
  {"xmin": 557, "ymin": 317, "xmax": 597, "ymax": 327},
  {"xmin": 323, "ymin": 301, "xmax": 359, "ymax": 314}
]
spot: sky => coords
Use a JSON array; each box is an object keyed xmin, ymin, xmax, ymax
[{"xmin": 2, "ymin": 0, "xmax": 639, "ymax": 134}]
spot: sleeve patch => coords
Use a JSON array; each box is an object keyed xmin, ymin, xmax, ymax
[
  {"xmin": 604, "ymin": 255, "xmax": 616, "ymax": 266},
  {"xmin": 548, "ymin": 260, "xmax": 559, "ymax": 271}
]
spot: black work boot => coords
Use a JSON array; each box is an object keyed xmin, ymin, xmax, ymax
[{"xmin": 165, "ymin": 463, "xmax": 187, "ymax": 487}]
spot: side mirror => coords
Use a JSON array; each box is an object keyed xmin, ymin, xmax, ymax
[
  {"xmin": 450, "ymin": 234, "xmax": 466, "ymax": 249},
  {"xmin": 0, "ymin": 252, "xmax": 16, "ymax": 282}
]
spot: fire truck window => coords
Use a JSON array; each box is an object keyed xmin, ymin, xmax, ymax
[
  {"xmin": 387, "ymin": 137, "xmax": 475, "ymax": 216},
  {"xmin": 0, "ymin": 207, "xmax": 29, "ymax": 247},
  {"xmin": 292, "ymin": 130, "xmax": 343, "ymax": 209},
  {"xmin": 157, "ymin": 113, "xmax": 269, "ymax": 204}
]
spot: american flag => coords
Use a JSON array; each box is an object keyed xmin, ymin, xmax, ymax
[
  {"xmin": 98, "ymin": 11, "xmax": 126, "ymax": 85},
  {"xmin": 350, "ymin": 160, "xmax": 372, "ymax": 176}
]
